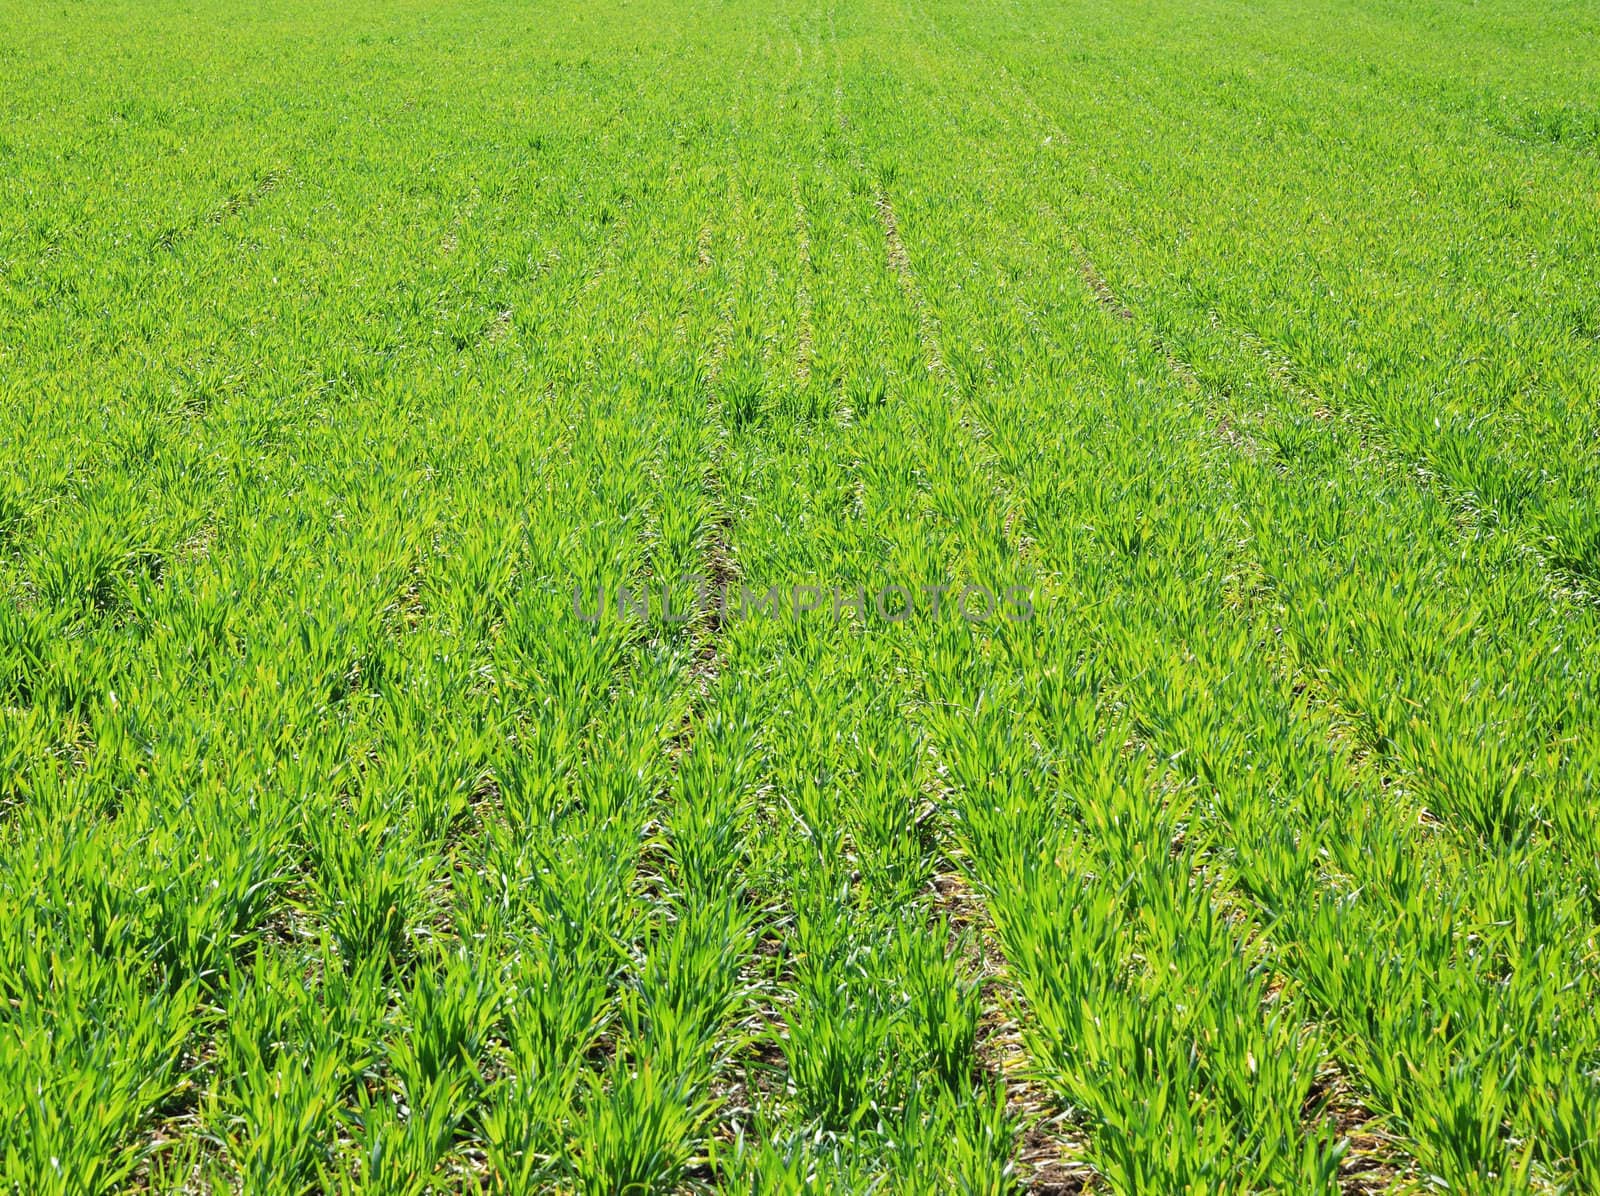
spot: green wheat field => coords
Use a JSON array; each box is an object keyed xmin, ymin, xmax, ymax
[{"xmin": 3, "ymin": 0, "xmax": 1599, "ymax": 1190}]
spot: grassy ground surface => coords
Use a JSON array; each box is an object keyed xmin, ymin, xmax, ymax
[{"xmin": 3, "ymin": 0, "xmax": 1599, "ymax": 1190}]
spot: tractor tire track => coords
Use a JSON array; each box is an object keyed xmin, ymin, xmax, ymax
[{"xmin": 832, "ymin": 28, "xmax": 1087, "ymax": 1189}]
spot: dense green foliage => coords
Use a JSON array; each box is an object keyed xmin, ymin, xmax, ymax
[{"xmin": 3, "ymin": 0, "xmax": 1598, "ymax": 1190}]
